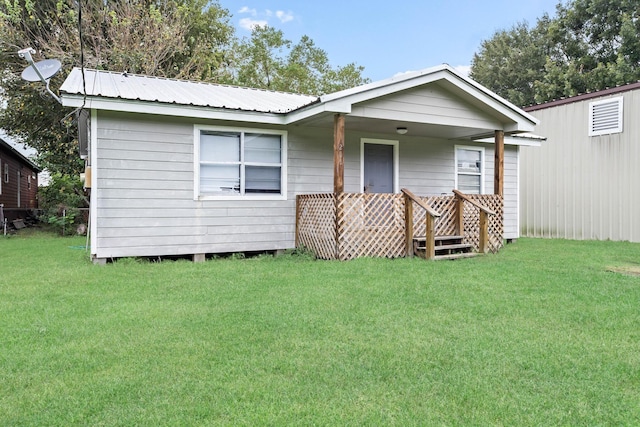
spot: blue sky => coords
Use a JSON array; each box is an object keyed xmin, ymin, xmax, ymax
[{"xmin": 222, "ymin": 0, "xmax": 561, "ymax": 81}]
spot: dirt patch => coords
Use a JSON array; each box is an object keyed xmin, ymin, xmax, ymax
[{"xmin": 606, "ymin": 265, "xmax": 640, "ymax": 277}]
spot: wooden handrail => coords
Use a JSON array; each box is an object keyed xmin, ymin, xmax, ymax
[
  {"xmin": 402, "ymin": 188, "xmax": 440, "ymax": 260},
  {"xmin": 401, "ymin": 188, "xmax": 441, "ymax": 217},
  {"xmin": 452, "ymin": 189, "xmax": 496, "ymax": 215}
]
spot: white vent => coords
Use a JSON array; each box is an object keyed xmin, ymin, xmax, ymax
[{"xmin": 589, "ymin": 96, "xmax": 623, "ymax": 136}]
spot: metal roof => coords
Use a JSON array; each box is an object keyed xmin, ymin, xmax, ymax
[{"xmin": 60, "ymin": 68, "xmax": 320, "ymax": 114}]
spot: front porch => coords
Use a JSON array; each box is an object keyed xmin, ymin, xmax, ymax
[{"xmin": 296, "ymin": 189, "xmax": 503, "ymax": 260}]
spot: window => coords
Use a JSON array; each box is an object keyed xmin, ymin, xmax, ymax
[
  {"xmin": 3, "ymin": 163, "xmax": 8, "ymax": 183},
  {"xmin": 589, "ymin": 96, "xmax": 623, "ymax": 136},
  {"xmin": 455, "ymin": 146, "xmax": 484, "ymax": 194},
  {"xmin": 195, "ymin": 126, "xmax": 286, "ymax": 199},
  {"xmin": 28, "ymin": 174, "xmax": 31, "ymax": 189}
]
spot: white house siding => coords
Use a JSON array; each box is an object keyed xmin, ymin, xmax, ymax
[
  {"xmin": 93, "ymin": 111, "xmax": 519, "ymax": 259},
  {"xmin": 94, "ymin": 111, "xmax": 297, "ymax": 258},
  {"xmin": 521, "ymin": 90, "xmax": 640, "ymax": 242}
]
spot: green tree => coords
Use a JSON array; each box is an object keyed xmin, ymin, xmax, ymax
[
  {"xmin": 470, "ymin": 0, "xmax": 640, "ymax": 106},
  {"xmin": 470, "ymin": 19, "xmax": 552, "ymax": 107},
  {"xmin": 232, "ymin": 26, "xmax": 369, "ymax": 94}
]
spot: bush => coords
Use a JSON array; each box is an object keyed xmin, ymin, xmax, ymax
[{"xmin": 38, "ymin": 173, "xmax": 87, "ymax": 235}]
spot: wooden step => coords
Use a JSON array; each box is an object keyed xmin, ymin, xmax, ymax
[
  {"xmin": 434, "ymin": 243, "xmax": 474, "ymax": 253},
  {"xmin": 434, "ymin": 252, "xmax": 479, "ymax": 261},
  {"xmin": 414, "ymin": 235, "xmax": 465, "ymax": 243},
  {"xmin": 413, "ymin": 235, "xmax": 477, "ymax": 260}
]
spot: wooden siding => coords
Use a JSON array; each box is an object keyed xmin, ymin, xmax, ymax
[
  {"xmin": 521, "ymin": 90, "xmax": 640, "ymax": 242},
  {"xmin": 0, "ymin": 147, "xmax": 39, "ymax": 213},
  {"xmin": 92, "ymin": 112, "xmax": 519, "ymax": 258}
]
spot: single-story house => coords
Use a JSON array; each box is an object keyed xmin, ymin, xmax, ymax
[
  {"xmin": 521, "ymin": 83, "xmax": 640, "ymax": 243},
  {"xmin": 0, "ymin": 132, "xmax": 40, "ymax": 223},
  {"xmin": 59, "ymin": 64, "xmax": 540, "ymax": 263}
]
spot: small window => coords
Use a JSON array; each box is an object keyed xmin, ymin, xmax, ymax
[
  {"xmin": 3, "ymin": 163, "xmax": 8, "ymax": 183},
  {"xmin": 589, "ymin": 96, "xmax": 623, "ymax": 136},
  {"xmin": 28, "ymin": 174, "xmax": 31, "ymax": 189},
  {"xmin": 195, "ymin": 126, "xmax": 286, "ymax": 200},
  {"xmin": 455, "ymin": 146, "xmax": 484, "ymax": 194}
]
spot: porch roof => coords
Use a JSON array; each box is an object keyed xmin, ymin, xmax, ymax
[{"xmin": 60, "ymin": 64, "xmax": 538, "ymax": 140}]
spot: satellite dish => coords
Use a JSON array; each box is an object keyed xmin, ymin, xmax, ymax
[
  {"xmin": 17, "ymin": 48, "xmax": 62, "ymax": 104},
  {"xmin": 21, "ymin": 58, "xmax": 62, "ymax": 82}
]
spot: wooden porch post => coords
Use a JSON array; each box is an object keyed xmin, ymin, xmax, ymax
[
  {"xmin": 494, "ymin": 130, "xmax": 504, "ymax": 196},
  {"xmin": 333, "ymin": 114, "xmax": 345, "ymax": 194},
  {"xmin": 333, "ymin": 114, "xmax": 345, "ymax": 259}
]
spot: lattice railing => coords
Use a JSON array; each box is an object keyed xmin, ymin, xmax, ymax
[
  {"xmin": 461, "ymin": 194, "xmax": 503, "ymax": 253},
  {"xmin": 336, "ymin": 193, "xmax": 405, "ymax": 260},
  {"xmin": 296, "ymin": 192, "xmax": 503, "ymax": 260},
  {"xmin": 296, "ymin": 194, "xmax": 336, "ymax": 260}
]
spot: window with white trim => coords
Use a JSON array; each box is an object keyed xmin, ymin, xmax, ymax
[
  {"xmin": 195, "ymin": 126, "xmax": 286, "ymax": 199},
  {"xmin": 3, "ymin": 163, "xmax": 8, "ymax": 183},
  {"xmin": 589, "ymin": 96, "xmax": 623, "ymax": 136},
  {"xmin": 455, "ymin": 146, "xmax": 484, "ymax": 194}
]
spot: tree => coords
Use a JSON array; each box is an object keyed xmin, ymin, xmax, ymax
[
  {"xmin": 0, "ymin": 0, "xmax": 235, "ymax": 175},
  {"xmin": 470, "ymin": 19, "xmax": 552, "ymax": 107},
  {"xmin": 470, "ymin": 0, "xmax": 640, "ymax": 106},
  {"xmin": 231, "ymin": 26, "xmax": 369, "ymax": 95}
]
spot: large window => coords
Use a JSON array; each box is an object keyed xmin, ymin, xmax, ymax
[
  {"xmin": 195, "ymin": 126, "xmax": 286, "ymax": 199},
  {"xmin": 455, "ymin": 146, "xmax": 484, "ymax": 194}
]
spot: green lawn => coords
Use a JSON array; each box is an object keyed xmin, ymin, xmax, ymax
[{"xmin": 2, "ymin": 231, "xmax": 640, "ymax": 425}]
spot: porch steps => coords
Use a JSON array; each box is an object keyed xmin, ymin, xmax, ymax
[{"xmin": 413, "ymin": 235, "xmax": 477, "ymax": 260}]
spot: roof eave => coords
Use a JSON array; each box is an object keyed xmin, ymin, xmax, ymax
[{"xmin": 61, "ymin": 94, "xmax": 290, "ymax": 125}]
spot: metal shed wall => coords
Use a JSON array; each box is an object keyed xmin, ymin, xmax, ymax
[{"xmin": 520, "ymin": 90, "xmax": 640, "ymax": 242}]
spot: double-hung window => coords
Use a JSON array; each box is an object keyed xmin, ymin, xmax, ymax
[
  {"xmin": 195, "ymin": 126, "xmax": 286, "ymax": 199},
  {"xmin": 455, "ymin": 146, "xmax": 484, "ymax": 194}
]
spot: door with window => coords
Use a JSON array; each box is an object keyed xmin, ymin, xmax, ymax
[{"xmin": 363, "ymin": 143, "xmax": 394, "ymax": 193}]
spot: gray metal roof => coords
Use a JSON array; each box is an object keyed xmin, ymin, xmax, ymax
[{"xmin": 60, "ymin": 68, "xmax": 320, "ymax": 114}]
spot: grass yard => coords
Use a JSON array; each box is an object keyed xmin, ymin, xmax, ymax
[{"xmin": 1, "ymin": 231, "xmax": 640, "ymax": 425}]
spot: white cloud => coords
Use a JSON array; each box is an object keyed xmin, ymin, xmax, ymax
[
  {"xmin": 454, "ymin": 65, "xmax": 471, "ymax": 77},
  {"xmin": 275, "ymin": 10, "xmax": 294, "ymax": 23},
  {"xmin": 237, "ymin": 7, "xmax": 294, "ymax": 31},
  {"xmin": 238, "ymin": 6, "xmax": 257, "ymax": 16},
  {"xmin": 239, "ymin": 17, "xmax": 268, "ymax": 30}
]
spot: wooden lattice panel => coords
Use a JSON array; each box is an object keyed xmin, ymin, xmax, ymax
[
  {"xmin": 336, "ymin": 193, "xmax": 406, "ymax": 260},
  {"xmin": 297, "ymin": 192, "xmax": 504, "ymax": 260},
  {"xmin": 296, "ymin": 194, "xmax": 337, "ymax": 260},
  {"xmin": 461, "ymin": 194, "xmax": 504, "ymax": 253}
]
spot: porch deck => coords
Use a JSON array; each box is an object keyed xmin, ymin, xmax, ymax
[{"xmin": 296, "ymin": 190, "xmax": 503, "ymax": 260}]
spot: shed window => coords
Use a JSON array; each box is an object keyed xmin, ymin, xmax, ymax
[
  {"xmin": 589, "ymin": 96, "xmax": 623, "ymax": 136},
  {"xmin": 455, "ymin": 146, "xmax": 484, "ymax": 194},
  {"xmin": 195, "ymin": 126, "xmax": 286, "ymax": 200},
  {"xmin": 3, "ymin": 163, "xmax": 8, "ymax": 183}
]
